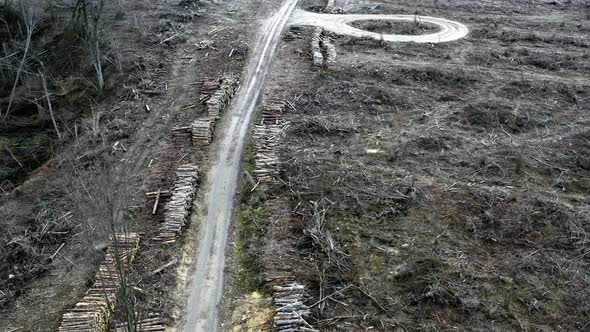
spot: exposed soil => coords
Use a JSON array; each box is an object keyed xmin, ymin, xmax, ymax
[
  {"xmin": 351, "ymin": 19, "xmax": 440, "ymax": 35},
  {"xmin": 228, "ymin": 0, "xmax": 590, "ymax": 331}
]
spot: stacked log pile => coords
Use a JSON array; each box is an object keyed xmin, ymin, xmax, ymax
[
  {"xmin": 253, "ymin": 103, "xmax": 287, "ymax": 183},
  {"xmin": 198, "ymin": 79, "xmax": 221, "ymax": 103},
  {"xmin": 112, "ymin": 316, "xmax": 166, "ymax": 332},
  {"xmin": 272, "ymin": 283, "xmax": 318, "ymax": 332},
  {"xmin": 191, "ymin": 118, "xmax": 214, "ymax": 145},
  {"xmin": 58, "ymin": 233, "xmax": 140, "ymax": 332},
  {"xmin": 321, "ymin": 35, "xmax": 337, "ymax": 64},
  {"xmin": 311, "ymin": 0, "xmax": 338, "ymax": 66},
  {"xmin": 261, "ymin": 102, "xmax": 285, "ymax": 125},
  {"xmin": 206, "ymin": 75, "xmax": 238, "ymax": 119},
  {"xmin": 323, "ymin": 0, "xmax": 335, "ymax": 13},
  {"xmin": 172, "ymin": 75, "xmax": 238, "ymax": 145},
  {"xmin": 311, "ymin": 27, "xmax": 324, "ymax": 67},
  {"xmin": 172, "ymin": 124, "xmax": 192, "ymax": 137},
  {"xmin": 172, "ymin": 75, "xmax": 239, "ymax": 144},
  {"xmin": 253, "ymin": 124, "xmax": 283, "ymax": 183},
  {"xmin": 153, "ymin": 165, "xmax": 198, "ymax": 244}
]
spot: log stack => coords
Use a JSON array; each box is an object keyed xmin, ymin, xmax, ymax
[
  {"xmin": 172, "ymin": 125, "xmax": 192, "ymax": 136},
  {"xmin": 172, "ymin": 74, "xmax": 239, "ymax": 146},
  {"xmin": 153, "ymin": 165, "xmax": 198, "ymax": 244},
  {"xmin": 261, "ymin": 102, "xmax": 285, "ymax": 125},
  {"xmin": 206, "ymin": 75, "xmax": 239, "ymax": 119},
  {"xmin": 311, "ymin": 28, "xmax": 337, "ymax": 66},
  {"xmin": 199, "ymin": 78, "xmax": 221, "ymax": 103},
  {"xmin": 253, "ymin": 102, "xmax": 287, "ymax": 183},
  {"xmin": 324, "ymin": 0, "xmax": 335, "ymax": 12},
  {"xmin": 58, "ymin": 233, "xmax": 141, "ymax": 332},
  {"xmin": 253, "ymin": 124, "xmax": 284, "ymax": 183},
  {"xmin": 311, "ymin": 27, "xmax": 324, "ymax": 67},
  {"xmin": 112, "ymin": 316, "xmax": 166, "ymax": 332},
  {"xmin": 191, "ymin": 118, "xmax": 214, "ymax": 145},
  {"xmin": 272, "ymin": 283, "xmax": 318, "ymax": 332},
  {"xmin": 321, "ymin": 35, "xmax": 337, "ymax": 64},
  {"xmin": 311, "ymin": 0, "xmax": 338, "ymax": 67}
]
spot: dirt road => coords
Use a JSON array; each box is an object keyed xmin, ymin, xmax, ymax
[{"xmin": 182, "ymin": 0, "xmax": 300, "ymax": 330}]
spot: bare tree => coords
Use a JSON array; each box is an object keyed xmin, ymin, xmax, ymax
[
  {"xmin": 71, "ymin": 0, "xmax": 106, "ymax": 91},
  {"xmin": 2, "ymin": 0, "xmax": 35, "ymax": 120},
  {"xmin": 64, "ymin": 156, "xmax": 140, "ymax": 331},
  {"xmin": 39, "ymin": 68, "xmax": 62, "ymax": 140}
]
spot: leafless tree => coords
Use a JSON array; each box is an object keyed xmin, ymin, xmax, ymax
[
  {"xmin": 64, "ymin": 156, "xmax": 139, "ymax": 330},
  {"xmin": 39, "ymin": 68, "xmax": 62, "ymax": 140},
  {"xmin": 70, "ymin": 0, "xmax": 106, "ymax": 91},
  {"xmin": 2, "ymin": 0, "xmax": 36, "ymax": 120}
]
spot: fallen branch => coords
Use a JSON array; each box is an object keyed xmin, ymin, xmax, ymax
[
  {"xmin": 150, "ymin": 258, "xmax": 178, "ymax": 275},
  {"xmin": 50, "ymin": 242, "xmax": 65, "ymax": 261},
  {"xmin": 160, "ymin": 33, "xmax": 179, "ymax": 45},
  {"xmin": 309, "ymin": 284, "xmax": 352, "ymax": 308},
  {"xmin": 2, "ymin": 143, "xmax": 23, "ymax": 167}
]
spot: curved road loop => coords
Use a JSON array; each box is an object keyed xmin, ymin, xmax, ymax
[
  {"xmin": 183, "ymin": 4, "xmax": 468, "ymax": 332},
  {"xmin": 183, "ymin": 0, "xmax": 300, "ymax": 331},
  {"xmin": 289, "ymin": 10, "xmax": 469, "ymax": 43}
]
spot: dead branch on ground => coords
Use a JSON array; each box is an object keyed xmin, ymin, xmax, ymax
[{"xmin": 305, "ymin": 200, "xmax": 350, "ymax": 273}]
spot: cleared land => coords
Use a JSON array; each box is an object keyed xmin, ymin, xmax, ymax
[
  {"xmin": 228, "ymin": 0, "xmax": 590, "ymax": 331},
  {"xmin": 0, "ymin": 0, "xmax": 264, "ymax": 329}
]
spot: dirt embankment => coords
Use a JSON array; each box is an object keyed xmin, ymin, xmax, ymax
[{"xmin": 228, "ymin": 0, "xmax": 590, "ymax": 331}]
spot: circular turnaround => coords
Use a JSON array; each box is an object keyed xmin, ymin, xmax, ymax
[{"xmin": 289, "ymin": 10, "xmax": 469, "ymax": 43}]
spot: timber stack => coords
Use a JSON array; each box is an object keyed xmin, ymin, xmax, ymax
[
  {"xmin": 112, "ymin": 316, "xmax": 166, "ymax": 332},
  {"xmin": 321, "ymin": 35, "xmax": 337, "ymax": 64},
  {"xmin": 253, "ymin": 103, "xmax": 287, "ymax": 183},
  {"xmin": 311, "ymin": 0, "xmax": 338, "ymax": 66},
  {"xmin": 323, "ymin": 0, "xmax": 335, "ymax": 13},
  {"xmin": 58, "ymin": 233, "xmax": 141, "ymax": 332},
  {"xmin": 261, "ymin": 102, "xmax": 285, "ymax": 125},
  {"xmin": 311, "ymin": 27, "xmax": 324, "ymax": 67},
  {"xmin": 153, "ymin": 165, "xmax": 198, "ymax": 244},
  {"xmin": 272, "ymin": 283, "xmax": 318, "ymax": 332},
  {"xmin": 191, "ymin": 118, "xmax": 214, "ymax": 145},
  {"xmin": 198, "ymin": 78, "xmax": 221, "ymax": 103},
  {"xmin": 206, "ymin": 74, "xmax": 239, "ymax": 119},
  {"xmin": 170, "ymin": 74, "xmax": 239, "ymax": 145},
  {"xmin": 172, "ymin": 124, "xmax": 192, "ymax": 137}
]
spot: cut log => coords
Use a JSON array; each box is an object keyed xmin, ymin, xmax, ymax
[{"xmin": 152, "ymin": 189, "xmax": 161, "ymax": 215}]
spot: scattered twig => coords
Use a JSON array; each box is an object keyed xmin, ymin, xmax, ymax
[
  {"xmin": 50, "ymin": 243, "xmax": 65, "ymax": 261},
  {"xmin": 160, "ymin": 33, "xmax": 179, "ymax": 45},
  {"xmin": 310, "ymin": 284, "xmax": 352, "ymax": 308}
]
